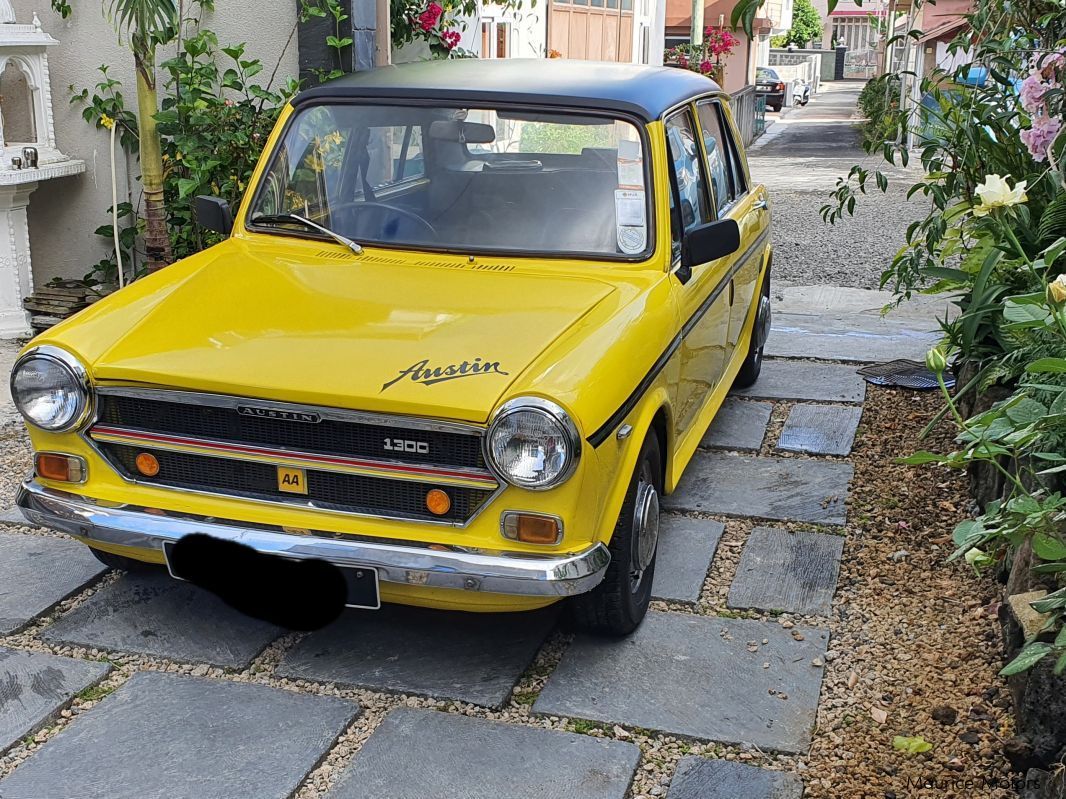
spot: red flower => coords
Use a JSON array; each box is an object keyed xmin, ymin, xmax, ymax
[
  {"xmin": 442, "ymin": 29, "xmax": 461, "ymax": 49},
  {"xmin": 417, "ymin": 2, "xmax": 443, "ymax": 31},
  {"xmin": 699, "ymin": 59, "xmax": 713, "ymax": 74}
]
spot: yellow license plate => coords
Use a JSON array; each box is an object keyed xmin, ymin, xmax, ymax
[{"xmin": 276, "ymin": 466, "xmax": 308, "ymax": 495}]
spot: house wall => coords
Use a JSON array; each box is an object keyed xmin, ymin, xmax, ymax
[
  {"xmin": 9, "ymin": 2, "xmax": 300, "ymax": 284},
  {"xmin": 455, "ymin": 2, "xmax": 547, "ymax": 58}
]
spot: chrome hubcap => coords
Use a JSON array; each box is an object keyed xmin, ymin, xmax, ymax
[
  {"xmin": 755, "ymin": 294, "xmax": 772, "ymax": 350},
  {"xmin": 630, "ymin": 478, "xmax": 660, "ymax": 590}
]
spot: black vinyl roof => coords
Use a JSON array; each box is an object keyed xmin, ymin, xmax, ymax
[{"xmin": 293, "ymin": 59, "xmax": 722, "ymax": 122}]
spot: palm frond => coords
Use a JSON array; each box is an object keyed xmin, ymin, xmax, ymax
[{"xmin": 105, "ymin": 0, "xmax": 177, "ymax": 39}]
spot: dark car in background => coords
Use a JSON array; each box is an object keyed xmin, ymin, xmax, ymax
[{"xmin": 756, "ymin": 67, "xmax": 786, "ymax": 112}]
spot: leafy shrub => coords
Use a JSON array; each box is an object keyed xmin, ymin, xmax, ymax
[
  {"xmin": 72, "ymin": 6, "xmax": 298, "ymax": 282},
  {"xmin": 856, "ymin": 74, "xmax": 902, "ymax": 149}
]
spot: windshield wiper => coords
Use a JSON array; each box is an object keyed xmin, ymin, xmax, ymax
[{"xmin": 251, "ymin": 213, "xmax": 363, "ymax": 255}]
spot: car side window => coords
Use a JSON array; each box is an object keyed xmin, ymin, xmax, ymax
[
  {"xmin": 695, "ymin": 101, "xmax": 734, "ymax": 213},
  {"xmin": 665, "ymin": 110, "xmax": 712, "ymax": 254},
  {"xmin": 718, "ymin": 105, "xmax": 749, "ymax": 198}
]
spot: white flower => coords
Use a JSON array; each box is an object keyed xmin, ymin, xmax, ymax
[
  {"xmin": 1048, "ymin": 273, "xmax": 1066, "ymax": 304},
  {"xmin": 973, "ymin": 174, "xmax": 1028, "ymax": 216}
]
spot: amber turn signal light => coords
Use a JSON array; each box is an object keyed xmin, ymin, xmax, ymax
[
  {"xmin": 35, "ymin": 453, "xmax": 86, "ymax": 483},
  {"xmin": 135, "ymin": 452, "xmax": 160, "ymax": 477},
  {"xmin": 501, "ymin": 512, "xmax": 562, "ymax": 545},
  {"xmin": 425, "ymin": 488, "xmax": 452, "ymax": 516}
]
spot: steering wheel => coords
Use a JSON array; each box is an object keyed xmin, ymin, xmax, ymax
[{"xmin": 333, "ymin": 201, "xmax": 437, "ymax": 240}]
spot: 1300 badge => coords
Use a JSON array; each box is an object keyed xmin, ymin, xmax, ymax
[{"xmin": 381, "ymin": 358, "xmax": 508, "ymax": 391}]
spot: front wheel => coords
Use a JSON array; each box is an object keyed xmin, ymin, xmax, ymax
[
  {"xmin": 569, "ymin": 432, "xmax": 662, "ymax": 636},
  {"xmin": 733, "ymin": 273, "xmax": 772, "ymax": 389}
]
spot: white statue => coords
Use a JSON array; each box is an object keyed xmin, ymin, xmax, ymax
[{"xmin": 0, "ymin": 1, "xmax": 14, "ymax": 25}]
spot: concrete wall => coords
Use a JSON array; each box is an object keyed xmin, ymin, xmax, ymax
[
  {"xmin": 770, "ymin": 48, "xmax": 833, "ymax": 81},
  {"xmin": 9, "ymin": 2, "xmax": 299, "ymax": 284}
]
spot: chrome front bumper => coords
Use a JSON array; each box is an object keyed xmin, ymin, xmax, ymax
[{"xmin": 16, "ymin": 480, "xmax": 610, "ymax": 597}]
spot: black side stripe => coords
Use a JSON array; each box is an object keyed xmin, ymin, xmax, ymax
[
  {"xmin": 587, "ymin": 334, "xmax": 682, "ymax": 447},
  {"xmin": 586, "ymin": 228, "xmax": 770, "ymax": 448}
]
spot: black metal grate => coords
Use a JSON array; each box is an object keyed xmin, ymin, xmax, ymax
[
  {"xmin": 856, "ymin": 359, "xmax": 956, "ymax": 391},
  {"xmin": 97, "ymin": 394, "xmax": 485, "ymax": 469},
  {"xmin": 100, "ymin": 443, "xmax": 491, "ymax": 524}
]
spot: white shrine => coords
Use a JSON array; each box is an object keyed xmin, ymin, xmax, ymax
[{"xmin": 0, "ymin": 4, "xmax": 84, "ymax": 337}]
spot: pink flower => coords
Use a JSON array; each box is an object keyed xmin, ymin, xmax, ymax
[
  {"xmin": 699, "ymin": 60, "xmax": 713, "ymax": 74},
  {"xmin": 1021, "ymin": 114, "xmax": 1062, "ymax": 162},
  {"xmin": 1019, "ymin": 73, "xmax": 1049, "ymax": 114}
]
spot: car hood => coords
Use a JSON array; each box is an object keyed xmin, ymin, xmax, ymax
[{"xmin": 69, "ymin": 245, "xmax": 616, "ymax": 423}]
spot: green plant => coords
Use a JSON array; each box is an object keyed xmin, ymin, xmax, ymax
[
  {"xmin": 904, "ymin": 241, "xmax": 1066, "ymax": 676},
  {"xmin": 300, "ymin": 0, "xmax": 353, "ymax": 81},
  {"xmin": 778, "ymin": 0, "xmax": 822, "ymax": 48},
  {"xmin": 856, "ymin": 74, "xmax": 902, "ymax": 149},
  {"xmin": 71, "ymin": 3, "xmax": 298, "ymax": 279},
  {"xmin": 102, "ymin": 0, "xmax": 181, "ymax": 271},
  {"xmin": 155, "ymin": 31, "xmax": 299, "ymax": 259}
]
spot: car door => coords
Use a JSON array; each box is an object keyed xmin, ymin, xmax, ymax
[
  {"xmin": 695, "ymin": 99, "xmax": 769, "ymax": 365},
  {"xmin": 665, "ymin": 107, "xmax": 733, "ymax": 437}
]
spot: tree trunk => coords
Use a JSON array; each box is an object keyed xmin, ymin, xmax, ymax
[{"xmin": 135, "ymin": 50, "xmax": 172, "ymax": 272}]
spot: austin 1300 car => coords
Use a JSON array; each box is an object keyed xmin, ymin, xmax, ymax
[{"xmin": 13, "ymin": 60, "xmax": 771, "ymax": 635}]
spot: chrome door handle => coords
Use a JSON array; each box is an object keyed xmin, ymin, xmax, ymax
[{"xmin": 752, "ymin": 199, "xmax": 768, "ymax": 210}]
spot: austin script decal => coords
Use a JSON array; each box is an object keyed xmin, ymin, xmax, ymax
[{"xmin": 381, "ymin": 358, "xmax": 509, "ymax": 391}]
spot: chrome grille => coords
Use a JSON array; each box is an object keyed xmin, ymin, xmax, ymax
[
  {"xmin": 96, "ymin": 393, "xmax": 485, "ymax": 470},
  {"xmin": 100, "ymin": 443, "xmax": 490, "ymax": 524},
  {"xmin": 89, "ymin": 388, "xmax": 496, "ymax": 526}
]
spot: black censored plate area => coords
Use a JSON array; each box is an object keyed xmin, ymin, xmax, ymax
[{"xmin": 163, "ymin": 535, "xmax": 380, "ymax": 619}]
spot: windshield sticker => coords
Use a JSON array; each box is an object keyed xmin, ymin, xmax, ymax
[
  {"xmin": 615, "ymin": 189, "xmax": 648, "ymax": 255},
  {"xmin": 617, "ymin": 139, "xmax": 643, "ymax": 189},
  {"xmin": 381, "ymin": 358, "xmax": 509, "ymax": 391}
]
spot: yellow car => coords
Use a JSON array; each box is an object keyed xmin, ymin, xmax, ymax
[{"xmin": 12, "ymin": 59, "xmax": 771, "ymax": 635}]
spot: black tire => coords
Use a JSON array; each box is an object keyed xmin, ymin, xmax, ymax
[
  {"xmin": 733, "ymin": 272, "xmax": 772, "ymax": 389},
  {"xmin": 89, "ymin": 546, "xmax": 160, "ymax": 572},
  {"xmin": 771, "ymin": 102, "xmax": 782, "ymax": 112},
  {"xmin": 569, "ymin": 432, "xmax": 662, "ymax": 636}
]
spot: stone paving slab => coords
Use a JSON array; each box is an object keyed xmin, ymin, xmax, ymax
[
  {"xmin": 0, "ymin": 647, "xmax": 111, "ymax": 754},
  {"xmin": 766, "ymin": 312, "xmax": 940, "ymax": 363},
  {"xmin": 732, "ymin": 359, "xmax": 866, "ymax": 403},
  {"xmin": 700, "ymin": 398, "xmax": 773, "ymax": 451},
  {"xmin": 0, "ymin": 671, "xmax": 358, "ymax": 799},
  {"xmin": 328, "ymin": 707, "xmax": 640, "ymax": 799},
  {"xmin": 667, "ymin": 757, "xmax": 804, "ymax": 799},
  {"xmin": 727, "ymin": 527, "xmax": 845, "ymax": 617},
  {"xmin": 777, "ymin": 403, "xmax": 863, "ymax": 456},
  {"xmin": 40, "ymin": 571, "xmax": 282, "ymax": 668},
  {"xmin": 0, "ymin": 531, "xmax": 107, "ymax": 634},
  {"xmin": 652, "ymin": 516, "xmax": 724, "ymax": 603},
  {"xmin": 278, "ymin": 605, "xmax": 557, "ymax": 708},
  {"xmin": 664, "ymin": 453, "xmax": 852, "ymax": 526},
  {"xmin": 534, "ymin": 611, "xmax": 829, "ymax": 753},
  {"xmin": 0, "ymin": 507, "xmax": 27, "ymax": 525}
]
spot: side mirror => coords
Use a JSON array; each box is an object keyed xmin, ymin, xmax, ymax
[
  {"xmin": 681, "ymin": 218, "xmax": 741, "ymax": 269},
  {"xmin": 194, "ymin": 195, "xmax": 233, "ymax": 235}
]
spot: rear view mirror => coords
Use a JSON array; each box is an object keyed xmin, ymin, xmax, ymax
[
  {"xmin": 194, "ymin": 195, "xmax": 233, "ymax": 235},
  {"xmin": 428, "ymin": 120, "xmax": 496, "ymax": 144},
  {"xmin": 681, "ymin": 218, "xmax": 741, "ymax": 268}
]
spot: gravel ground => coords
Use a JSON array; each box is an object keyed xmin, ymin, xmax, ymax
[
  {"xmin": 748, "ymin": 84, "xmax": 928, "ymax": 291},
  {"xmin": 802, "ymin": 386, "xmax": 1016, "ymax": 799}
]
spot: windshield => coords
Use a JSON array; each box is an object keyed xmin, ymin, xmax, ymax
[
  {"xmin": 249, "ymin": 103, "xmax": 651, "ymax": 259},
  {"xmin": 757, "ymin": 68, "xmax": 779, "ymax": 82}
]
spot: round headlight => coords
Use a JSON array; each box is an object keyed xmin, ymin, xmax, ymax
[
  {"xmin": 486, "ymin": 398, "xmax": 581, "ymax": 490},
  {"xmin": 11, "ymin": 347, "xmax": 91, "ymax": 432}
]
